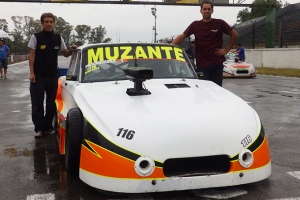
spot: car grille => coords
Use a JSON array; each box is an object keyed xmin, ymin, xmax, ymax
[
  {"xmin": 163, "ymin": 155, "xmax": 230, "ymax": 177},
  {"xmin": 236, "ymin": 70, "xmax": 249, "ymax": 74}
]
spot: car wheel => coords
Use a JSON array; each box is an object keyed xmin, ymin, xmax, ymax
[{"xmin": 65, "ymin": 108, "xmax": 83, "ymax": 177}]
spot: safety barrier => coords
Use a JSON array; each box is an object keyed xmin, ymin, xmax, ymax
[{"xmin": 8, "ymin": 54, "xmax": 29, "ymax": 63}]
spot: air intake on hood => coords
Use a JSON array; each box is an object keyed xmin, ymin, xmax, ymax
[{"xmin": 165, "ymin": 84, "xmax": 190, "ymax": 89}]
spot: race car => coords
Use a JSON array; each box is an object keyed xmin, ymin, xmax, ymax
[
  {"xmin": 54, "ymin": 42, "xmax": 271, "ymax": 193},
  {"xmin": 223, "ymin": 52, "xmax": 257, "ymax": 78}
]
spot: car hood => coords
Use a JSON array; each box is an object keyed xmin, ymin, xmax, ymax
[
  {"xmin": 224, "ymin": 60, "xmax": 253, "ymax": 68},
  {"xmin": 73, "ymin": 79, "xmax": 260, "ymax": 161}
]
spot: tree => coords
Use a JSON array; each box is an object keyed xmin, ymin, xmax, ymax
[
  {"xmin": 11, "ymin": 16, "xmax": 26, "ymax": 51},
  {"xmin": 55, "ymin": 17, "xmax": 73, "ymax": 48},
  {"xmin": 236, "ymin": 0, "xmax": 288, "ymax": 23},
  {"xmin": 5, "ymin": 15, "xmax": 112, "ymax": 53},
  {"xmin": 88, "ymin": 25, "xmax": 112, "ymax": 44},
  {"xmin": 74, "ymin": 24, "xmax": 91, "ymax": 46},
  {"xmin": 236, "ymin": 8, "xmax": 251, "ymax": 23},
  {"xmin": 0, "ymin": 19, "xmax": 9, "ymax": 32},
  {"xmin": 23, "ymin": 16, "xmax": 41, "ymax": 42}
]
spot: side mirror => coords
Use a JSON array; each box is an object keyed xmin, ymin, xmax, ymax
[{"xmin": 66, "ymin": 75, "xmax": 78, "ymax": 81}]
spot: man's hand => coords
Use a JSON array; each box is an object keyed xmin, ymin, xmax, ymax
[
  {"xmin": 70, "ymin": 44, "xmax": 77, "ymax": 51},
  {"xmin": 29, "ymin": 73, "xmax": 35, "ymax": 83},
  {"xmin": 214, "ymin": 48, "xmax": 228, "ymax": 56}
]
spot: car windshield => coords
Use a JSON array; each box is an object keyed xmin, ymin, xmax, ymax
[
  {"xmin": 225, "ymin": 52, "xmax": 236, "ymax": 60},
  {"xmin": 81, "ymin": 44, "xmax": 197, "ymax": 82}
]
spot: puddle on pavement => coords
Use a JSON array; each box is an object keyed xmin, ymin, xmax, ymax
[{"xmin": 3, "ymin": 147, "xmax": 33, "ymax": 157}]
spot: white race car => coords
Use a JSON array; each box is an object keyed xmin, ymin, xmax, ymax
[
  {"xmin": 55, "ymin": 43, "xmax": 271, "ymax": 193},
  {"xmin": 223, "ymin": 52, "xmax": 257, "ymax": 78}
]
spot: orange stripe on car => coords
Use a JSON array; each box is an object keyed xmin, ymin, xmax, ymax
[
  {"xmin": 229, "ymin": 136, "xmax": 271, "ymax": 172},
  {"xmin": 56, "ymin": 78, "xmax": 63, "ymax": 112},
  {"xmin": 80, "ymin": 140, "xmax": 166, "ymax": 179},
  {"xmin": 55, "ymin": 78, "xmax": 67, "ymax": 155},
  {"xmin": 232, "ymin": 64, "xmax": 250, "ymax": 68}
]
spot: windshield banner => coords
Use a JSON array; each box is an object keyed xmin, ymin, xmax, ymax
[{"xmin": 87, "ymin": 45, "xmax": 185, "ymax": 65}]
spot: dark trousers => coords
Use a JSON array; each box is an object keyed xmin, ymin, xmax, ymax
[
  {"xmin": 196, "ymin": 63, "xmax": 224, "ymax": 87},
  {"xmin": 30, "ymin": 75, "xmax": 58, "ymax": 132}
]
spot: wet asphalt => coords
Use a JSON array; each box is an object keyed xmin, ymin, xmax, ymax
[{"xmin": 0, "ymin": 57, "xmax": 299, "ymax": 200}]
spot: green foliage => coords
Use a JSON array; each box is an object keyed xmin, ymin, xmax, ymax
[
  {"xmin": 1, "ymin": 15, "xmax": 112, "ymax": 53},
  {"xmin": 88, "ymin": 25, "xmax": 112, "ymax": 44},
  {"xmin": 0, "ymin": 19, "xmax": 9, "ymax": 32},
  {"xmin": 236, "ymin": 0, "xmax": 287, "ymax": 23},
  {"xmin": 55, "ymin": 17, "xmax": 73, "ymax": 47}
]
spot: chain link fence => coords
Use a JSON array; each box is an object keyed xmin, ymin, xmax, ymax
[{"xmin": 8, "ymin": 54, "xmax": 29, "ymax": 64}]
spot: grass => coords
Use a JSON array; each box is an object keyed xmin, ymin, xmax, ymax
[{"xmin": 256, "ymin": 67, "xmax": 300, "ymax": 78}]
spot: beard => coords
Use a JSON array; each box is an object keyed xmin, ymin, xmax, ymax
[{"xmin": 203, "ymin": 13, "xmax": 211, "ymax": 20}]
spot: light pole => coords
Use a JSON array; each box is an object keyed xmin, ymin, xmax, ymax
[{"xmin": 151, "ymin": 7, "xmax": 157, "ymax": 43}]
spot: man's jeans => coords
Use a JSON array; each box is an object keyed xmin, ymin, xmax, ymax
[{"xmin": 195, "ymin": 63, "xmax": 224, "ymax": 87}]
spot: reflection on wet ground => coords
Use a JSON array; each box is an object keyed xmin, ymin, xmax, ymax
[
  {"xmin": 2, "ymin": 60, "xmax": 300, "ymax": 199},
  {"xmin": 30, "ymin": 134, "xmax": 134, "ymax": 199}
]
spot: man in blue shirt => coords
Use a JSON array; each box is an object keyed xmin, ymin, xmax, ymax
[
  {"xmin": 0, "ymin": 38, "xmax": 10, "ymax": 79},
  {"xmin": 232, "ymin": 43, "xmax": 245, "ymax": 62}
]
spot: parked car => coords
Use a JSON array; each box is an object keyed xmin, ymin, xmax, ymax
[
  {"xmin": 223, "ymin": 52, "xmax": 257, "ymax": 78},
  {"xmin": 54, "ymin": 42, "xmax": 271, "ymax": 193}
]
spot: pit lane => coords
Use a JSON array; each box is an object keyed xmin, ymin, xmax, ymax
[{"xmin": 0, "ymin": 57, "xmax": 299, "ymax": 200}]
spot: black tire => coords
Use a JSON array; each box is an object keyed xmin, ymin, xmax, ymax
[{"xmin": 65, "ymin": 108, "xmax": 83, "ymax": 177}]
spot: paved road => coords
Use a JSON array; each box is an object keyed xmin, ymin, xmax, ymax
[{"xmin": 0, "ymin": 57, "xmax": 300, "ymax": 200}]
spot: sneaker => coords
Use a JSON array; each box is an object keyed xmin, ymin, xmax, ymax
[
  {"xmin": 35, "ymin": 131, "xmax": 44, "ymax": 138},
  {"xmin": 4, "ymin": 76, "xmax": 7, "ymax": 79},
  {"xmin": 45, "ymin": 129, "xmax": 55, "ymax": 134},
  {"xmin": 0, "ymin": 76, "xmax": 3, "ymax": 79}
]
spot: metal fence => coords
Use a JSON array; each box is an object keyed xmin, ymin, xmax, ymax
[{"xmin": 8, "ymin": 54, "xmax": 29, "ymax": 64}]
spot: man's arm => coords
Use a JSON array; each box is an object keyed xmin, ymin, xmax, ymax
[
  {"xmin": 6, "ymin": 47, "xmax": 10, "ymax": 57},
  {"xmin": 171, "ymin": 34, "xmax": 186, "ymax": 45},
  {"xmin": 215, "ymin": 29, "xmax": 238, "ymax": 56},
  {"xmin": 29, "ymin": 48, "xmax": 35, "ymax": 83},
  {"xmin": 62, "ymin": 44, "xmax": 77, "ymax": 58},
  {"xmin": 224, "ymin": 29, "xmax": 238, "ymax": 53}
]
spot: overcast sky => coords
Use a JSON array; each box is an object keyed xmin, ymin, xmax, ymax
[{"xmin": 1, "ymin": 0, "xmax": 299, "ymax": 43}]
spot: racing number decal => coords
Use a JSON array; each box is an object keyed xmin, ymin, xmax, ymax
[
  {"xmin": 117, "ymin": 128, "xmax": 135, "ymax": 140},
  {"xmin": 241, "ymin": 135, "xmax": 252, "ymax": 147}
]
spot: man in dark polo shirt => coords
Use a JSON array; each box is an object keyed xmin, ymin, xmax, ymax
[
  {"xmin": 28, "ymin": 12, "xmax": 77, "ymax": 138},
  {"xmin": 172, "ymin": 1, "xmax": 238, "ymax": 87}
]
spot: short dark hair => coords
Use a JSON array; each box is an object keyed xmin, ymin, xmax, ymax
[
  {"xmin": 237, "ymin": 43, "xmax": 242, "ymax": 47},
  {"xmin": 191, "ymin": 41, "xmax": 195, "ymax": 44},
  {"xmin": 201, "ymin": 1, "xmax": 214, "ymax": 9},
  {"xmin": 40, "ymin": 12, "xmax": 56, "ymax": 24}
]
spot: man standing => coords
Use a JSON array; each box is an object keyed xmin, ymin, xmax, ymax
[
  {"xmin": 185, "ymin": 40, "xmax": 196, "ymax": 68},
  {"xmin": 171, "ymin": 1, "xmax": 238, "ymax": 87},
  {"xmin": 0, "ymin": 38, "xmax": 11, "ymax": 79},
  {"xmin": 28, "ymin": 12, "xmax": 77, "ymax": 138}
]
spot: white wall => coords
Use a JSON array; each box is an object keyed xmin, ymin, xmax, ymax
[{"xmin": 246, "ymin": 48, "xmax": 300, "ymax": 69}]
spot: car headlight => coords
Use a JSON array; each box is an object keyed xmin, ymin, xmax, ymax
[
  {"xmin": 134, "ymin": 155, "xmax": 155, "ymax": 176},
  {"xmin": 238, "ymin": 149, "xmax": 254, "ymax": 168}
]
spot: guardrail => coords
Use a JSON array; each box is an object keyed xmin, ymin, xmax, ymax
[
  {"xmin": 246, "ymin": 48, "xmax": 300, "ymax": 69},
  {"xmin": 8, "ymin": 54, "xmax": 29, "ymax": 64}
]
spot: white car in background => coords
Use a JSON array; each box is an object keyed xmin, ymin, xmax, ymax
[{"xmin": 223, "ymin": 52, "xmax": 257, "ymax": 78}]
